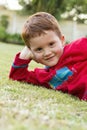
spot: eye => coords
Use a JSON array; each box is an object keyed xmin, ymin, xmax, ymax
[
  {"xmin": 49, "ymin": 42, "xmax": 55, "ymax": 47},
  {"xmin": 35, "ymin": 47, "xmax": 43, "ymax": 52}
]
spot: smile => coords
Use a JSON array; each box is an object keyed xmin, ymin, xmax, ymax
[{"xmin": 45, "ymin": 56, "xmax": 55, "ymax": 61}]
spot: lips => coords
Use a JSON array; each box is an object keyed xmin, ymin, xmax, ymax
[{"xmin": 45, "ymin": 55, "xmax": 55, "ymax": 61}]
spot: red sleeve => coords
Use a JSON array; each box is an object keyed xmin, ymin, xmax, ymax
[{"xmin": 9, "ymin": 53, "xmax": 55, "ymax": 88}]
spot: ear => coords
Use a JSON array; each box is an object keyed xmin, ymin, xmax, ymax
[{"xmin": 61, "ymin": 35, "xmax": 65, "ymax": 46}]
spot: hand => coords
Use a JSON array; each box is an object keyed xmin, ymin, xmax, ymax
[{"xmin": 19, "ymin": 46, "xmax": 33, "ymax": 60}]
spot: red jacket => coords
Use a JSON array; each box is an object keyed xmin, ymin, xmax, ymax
[{"xmin": 9, "ymin": 37, "xmax": 87, "ymax": 101}]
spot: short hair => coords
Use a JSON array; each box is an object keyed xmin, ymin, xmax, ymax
[{"xmin": 21, "ymin": 12, "xmax": 62, "ymax": 46}]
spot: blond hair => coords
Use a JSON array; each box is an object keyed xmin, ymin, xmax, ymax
[{"xmin": 22, "ymin": 12, "xmax": 62, "ymax": 46}]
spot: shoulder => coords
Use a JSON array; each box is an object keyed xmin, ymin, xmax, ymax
[
  {"xmin": 70, "ymin": 37, "xmax": 87, "ymax": 46},
  {"xmin": 63, "ymin": 37, "xmax": 87, "ymax": 55},
  {"xmin": 65, "ymin": 37, "xmax": 87, "ymax": 49}
]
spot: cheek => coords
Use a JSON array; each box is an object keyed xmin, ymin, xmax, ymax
[
  {"xmin": 34, "ymin": 53, "xmax": 42, "ymax": 60},
  {"xmin": 55, "ymin": 47, "xmax": 63, "ymax": 56}
]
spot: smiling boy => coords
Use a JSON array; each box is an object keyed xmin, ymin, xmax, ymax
[{"xmin": 9, "ymin": 12, "xmax": 87, "ymax": 101}]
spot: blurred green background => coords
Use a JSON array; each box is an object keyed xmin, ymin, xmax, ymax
[{"xmin": 0, "ymin": 0, "xmax": 87, "ymax": 45}]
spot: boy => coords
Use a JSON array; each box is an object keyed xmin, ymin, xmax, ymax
[{"xmin": 9, "ymin": 12, "xmax": 87, "ymax": 101}]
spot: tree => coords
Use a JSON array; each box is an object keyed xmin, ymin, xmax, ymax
[
  {"xmin": 64, "ymin": 0, "xmax": 87, "ymax": 14},
  {"xmin": 18, "ymin": 0, "xmax": 87, "ymax": 20},
  {"xmin": 18, "ymin": 0, "xmax": 66, "ymax": 19}
]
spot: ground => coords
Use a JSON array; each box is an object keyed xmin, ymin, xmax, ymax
[{"xmin": 0, "ymin": 42, "xmax": 87, "ymax": 130}]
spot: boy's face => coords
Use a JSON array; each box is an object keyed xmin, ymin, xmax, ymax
[{"xmin": 29, "ymin": 30, "xmax": 65, "ymax": 67}]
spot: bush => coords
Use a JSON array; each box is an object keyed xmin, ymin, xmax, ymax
[
  {"xmin": 0, "ymin": 29, "xmax": 24, "ymax": 45},
  {"xmin": 6, "ymin": 33, "xmax": 24, "ymax": 45},
  {"xmin": 0, "ymin": 26, "xmax": 7, "ymax": 42},
  {"xmin": 0, "ymin": 14, "xmax": 24, "ymax": 45},
  {"xmin": 0, "ymin": 15, "xmax": 9, "ymax": 29}
]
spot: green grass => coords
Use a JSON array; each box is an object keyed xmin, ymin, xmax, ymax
[{"xmin": 0, "ymin": 42, "xmax": 87, "ymax": 130}]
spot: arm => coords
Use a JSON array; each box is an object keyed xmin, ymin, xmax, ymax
[
  {"xmin": 19, "ymin": 46, "xmax": 33, "ymax": 60},
  {"xmin": 9, "ymin": 46, "xmax": 52, "ymax": 88},
  {"xmin": 9, "ymin": 46, "xmax": 39, "ymax": 84}
]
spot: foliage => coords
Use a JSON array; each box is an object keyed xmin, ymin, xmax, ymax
[
  {"xmin": 19, "ymin": 0, "xmax": 67, "ymax": 19},
  {"xmin": 0, "ymin": 26, "xmax": 7, "ymax": 42},
  {"xmin": 6, "ymin": 33, "xmax": 24, "ymax": 45},
  {"xmin": 0, "ymin": 14, "xmax": 24, "ymax": 45},
  {"xmin": 65, "ymin": 0, "xmax": 87, "ymax": 14},
  {"xmin": 0, "ymin": 42, "xmax": 87, "ymax": 130},
  {"xmin": 0, "ymin": 29, "xmax": 24, "ymax": 45},
  {"xmin": 18, "ymin": 0, "xmax": 87, "ymax": 21},
  {"xmin": 0, "ymin": 15, "xmax": 9, "ymax": 29},
  {"xmin": 0, "ymin": 15, "xmax": 9, "ymax": 42}
]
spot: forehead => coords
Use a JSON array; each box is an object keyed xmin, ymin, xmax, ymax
[{"xmin": 30, "ymin": 30, "xmax": 59, "ymax": 47}]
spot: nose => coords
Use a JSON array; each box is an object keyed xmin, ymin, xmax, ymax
[{"xmin": 43, "ymin": 48, "xmax": 51, "ymax": 57}]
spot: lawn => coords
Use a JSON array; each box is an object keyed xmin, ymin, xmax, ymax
[{"xmin": 0, "ymin": 42, "xmax": 87, "ymax": 130}]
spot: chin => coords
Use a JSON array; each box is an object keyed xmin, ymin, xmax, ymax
[{"xmin": 47, "ymin": 63, "xmax": 57, "ymax": 67}]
